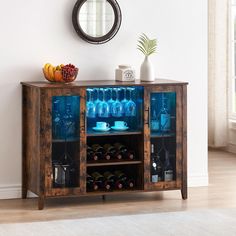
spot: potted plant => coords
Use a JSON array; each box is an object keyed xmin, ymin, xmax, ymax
[{"xmin": 137, "ymin": 33, "xmax": 157, "ymax": 82}]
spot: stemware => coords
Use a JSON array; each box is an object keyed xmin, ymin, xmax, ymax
[
  {"xmin": 97, "ymin": 88, "xmax": 109, "ymax": 118},
  {"xmin": 111, "ymin": 88, "xmax": 123, "ymax": 117},
  {"xmin": 93, "ymin": 88, "xmax": 101, "ymax": 116},
  {"xmin": 107, "ymin": 88, "xmax": 115, "ymax": 116},
  {"xmin": 125, "ymin": 88, "xmax": 136, "ymax": 117},
  {"xmin": 86, "ymin": 89, "xmax": 96, "ymax": 118},
  {"xmin": 121, "ymin": 88, "xmax": 128, "ymax": 115}
]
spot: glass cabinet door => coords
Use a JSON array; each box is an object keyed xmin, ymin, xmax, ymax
[
  {"xmin": 144, "ymin": 86, "xmax": 182, "ymax": 190},
  {"xmin": 51, "ymin": 96, "xmax": 80, "ymax": 189},
  {"xmin": 41, "ymin": 88, "xmax": 86, "ymax": 196}
]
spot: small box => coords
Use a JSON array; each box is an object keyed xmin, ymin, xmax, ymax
[{"xmin": 115, "ymin": 65, "xmax": 135, "ymax": 82}]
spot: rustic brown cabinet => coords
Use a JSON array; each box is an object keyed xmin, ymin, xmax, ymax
[{"xmin": 21, "ymin": 79, "xmax": 187, "ymax": 210}]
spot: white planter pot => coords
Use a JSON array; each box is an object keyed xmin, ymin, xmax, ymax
[{"xmin": 140, "ymin": 56, "xmax": 155, "ymax": 82}]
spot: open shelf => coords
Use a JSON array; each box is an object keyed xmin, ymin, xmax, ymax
[
  {"xmin": 87, "ymin": 130, "xmax": 142, "ymax": 137},
  {"xmin": 87, "ymin": 160, "xmax": 142, "ymax": 167}
]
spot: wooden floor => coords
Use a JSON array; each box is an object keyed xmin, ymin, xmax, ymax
[{"xmin": 0, "ymin": 150, "xmax": 236, "ymax": 223}]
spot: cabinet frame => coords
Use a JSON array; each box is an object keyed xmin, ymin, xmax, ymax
[{"xmin": 21, "ymin": 80, "xmax": 187, "ymax": 210}]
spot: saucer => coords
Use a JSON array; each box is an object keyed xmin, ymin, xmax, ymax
[
  {"xmin": 111, "ymin": 126, "xmax": 129, "ymax": 131},
  {"xmin": 92, "ymin": 127, "xmax": 111, "ymax": 132}
]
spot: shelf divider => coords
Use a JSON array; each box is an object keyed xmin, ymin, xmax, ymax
[
  {"xmin": 87, "ymin": 130, "xmax": 142, "ymax": 137},
  {"xmin": 87, "ymin": 160, "xmax": 142, "ymax": 167}
]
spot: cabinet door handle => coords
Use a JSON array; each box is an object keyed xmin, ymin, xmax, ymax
[{"xmin": 145, "ymin": 107, "xmax": 150, "ymax": 128}]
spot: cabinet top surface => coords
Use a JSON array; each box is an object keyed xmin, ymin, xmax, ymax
[{"xmin": 21, "ymin": 79, "xmax": 188, "ymax": 88}]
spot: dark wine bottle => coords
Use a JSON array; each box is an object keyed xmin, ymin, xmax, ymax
[
  {"xmin": 103, "ymin": 171, "xmax": 116, "ymax": 191},
  {"xmin": 124, "ymin": 150, "xmax": 135, "ymax": 160},
  {"xmin": 90, "ymin": 172, "xmax": 104, "ymax": 190},
  {"xmin": 126, "ymin": 179, "xmax": 135, "ymax": 189},
  {"xmin": 86, "ymin": 174, "xmax": 99, "ymax": 191},
  {"xmin": 151, "ymin": 144, "xmax": 158, "ymax": 183},
  {"xmin": 113, "ymin": 143, "xmax": 128, "ymax": 160},
  {"xmin": 163, "ymin": 150, "xmax": 173, "ymax": 181},
  {"xmin": 87, "ymin": 146, "xmax": 99, "ymax": 161},
  {"xmin": 103, "ymin": 144, "xmax": 116, "ymax": 160},
  {"xmin": 114, "ymin": 170, "xmax": 127, "ymax": 189}
]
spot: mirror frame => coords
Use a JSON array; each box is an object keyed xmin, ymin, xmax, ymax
[{"xmin": 72, "ymin": 0, "xmax": 122, "ymax": 44}]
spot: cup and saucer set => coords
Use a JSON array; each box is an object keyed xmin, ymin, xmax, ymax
[{"xmin": 92, "ymin": 121, "xmax": 129, "ymax": 132}]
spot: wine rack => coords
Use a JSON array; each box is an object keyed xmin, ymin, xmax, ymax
[{"xmin": 21, "ymin": 79, "xmax": 187, "ymax": 210}]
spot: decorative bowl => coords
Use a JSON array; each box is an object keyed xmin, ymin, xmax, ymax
[{"xmin": 42, "ymin": 63, "xmax": 79, "ymax": 83}]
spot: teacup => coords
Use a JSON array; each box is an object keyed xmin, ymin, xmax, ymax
[
  {"xmin": 96, "ymin": 122, "xmax": 110, "ymax": 129},
  {"xmin": 114, "ymin": 121, "xmax": 127, "ymax": 128}
]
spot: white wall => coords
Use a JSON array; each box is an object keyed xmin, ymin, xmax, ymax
[{"xmin": 0, "ymin": 0, "xmax": 208, "ymax": 198}]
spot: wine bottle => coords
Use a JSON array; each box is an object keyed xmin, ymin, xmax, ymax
[
  {"xmin": 91, "ymin": 172, "xmax": 104, "ymax": 190},
  {"xmin": 91, "ymin": 144, "xmax": 104, "ymax": 160},
  {"xmin": 126, "ymin": 178, "xmax": 135, "ymax": 189},
  {"xmin": 113, "ymin": 143, "xmax": 128, "ymax": 160},
  {"xmin": 103, "ymin": 144, "xmax": 116, "ymax": 160},
  {"xmin": 103, "ymin": 171, "xmax": 116, "ymax": 190},
  {"xmin": 163, "ymin": 150, "xmax": 173, "ymax": 181},
  {"xmin": 86, "ymin": 174, "xmax": 99, "ymax": 191},
  {"xmin": 151, "ymin": 144, "xmax": 158, "ymax": 183},
  {"xmin": 87, "ymin": 146, "xmax": 99, "ymax": 161},
  {"xmin": 114, "ymin": 170, "xmax": 127, "ymax": 189},
  {"xmin": 124, "ymin": 150, "xmax": 135, "ymax": 160}
]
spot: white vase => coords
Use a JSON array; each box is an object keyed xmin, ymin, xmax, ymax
[{"xmin": 140, "ymin": 56, "xmax": 155, "ymax": 82}]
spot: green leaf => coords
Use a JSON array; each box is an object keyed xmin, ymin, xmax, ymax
[{"xmin": 137, "ymin": 33, "xmax": 157, "ymax": 56}]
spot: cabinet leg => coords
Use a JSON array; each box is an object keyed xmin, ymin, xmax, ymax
[
  {"xmin": 38, "ymin": 196, "xmax": 45, "ymax": 210},
  {"xmin": 181, "ymin": 187, "xmax": 188, "ymax": 200},
  {"xmin": 22, "ymin": 155, "xmax": 27, "ymax": 199},
  {"xmin": 22, "ymin": 187, "xmax": 27, "ymax": 199}
]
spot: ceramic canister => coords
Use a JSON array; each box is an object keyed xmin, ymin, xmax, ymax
[{"xmin": 115, "ymin": 65, "xmax": 135, "ymax": 82}]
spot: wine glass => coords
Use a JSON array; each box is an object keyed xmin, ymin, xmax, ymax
[
  {"xmin": 93, "ymin": 88, "xmax": 101, "ymax": 116},
  {"xmin": 86, "ymin": 89, "xmax": 96, "ymax": 118},
  {"xmin": 107, "ymin": 88, "xmax": 114, "ymax": 116},
  {"xmin": 97, "ymin": 88, "xmax": 109, "ymax": 118},
  {"xmin": 121, "ymin": 88, "xmax": 128, "ymax": 116},
  {"xmin": 111, "ymin": 88, "xmax": 123, "ymax": 117},
  {"xmin": 125, "ymin": 88, "xmax": 136, "ymax": 117}
]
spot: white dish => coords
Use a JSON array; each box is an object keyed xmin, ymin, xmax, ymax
[
  {"xmin": 111, "ymin": 126, "xmax": 129, "ymax": 131},
  {"xmin": 92, "ymin": 127, "xmax": 111, "ymax": 132}
]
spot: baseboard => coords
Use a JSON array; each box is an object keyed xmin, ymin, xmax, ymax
[
  {"xmin": 188, "ymin": 173, "xmax": 209, "ymax": 187},
  {"xmin": 0, "ymin": 175, "xmax": 209, "ymax": 200},
  {"xmin": 0, "ymin": 184, "xmax": 22, "ymax": 199}
]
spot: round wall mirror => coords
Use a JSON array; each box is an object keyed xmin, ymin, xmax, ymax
[{"xmin": 72, "ymin": 0, "xmax": 122, "ymax": 44}]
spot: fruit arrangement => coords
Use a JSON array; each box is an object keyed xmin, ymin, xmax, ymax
[{"xmin": 43, "ymin": 63, "xmax": 78, "ymax": 83}]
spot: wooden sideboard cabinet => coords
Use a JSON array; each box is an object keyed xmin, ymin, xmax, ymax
[{"xmin": 21, "ymin": 79, "xmax": 188, "ymax": 210}]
